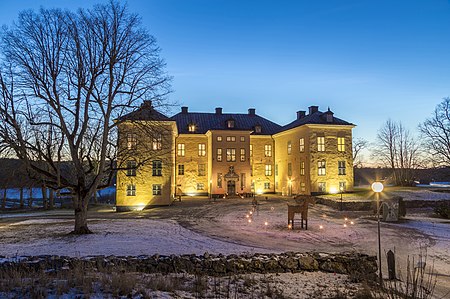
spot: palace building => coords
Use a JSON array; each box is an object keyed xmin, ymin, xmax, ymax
[{"xmin": 115, "ymin": 101, "xmax": 355, "ymax": 211}]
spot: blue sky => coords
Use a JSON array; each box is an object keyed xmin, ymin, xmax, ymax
[{"xmin": 1, "ymin": 0, "xmax": 449, "ymax": 144}]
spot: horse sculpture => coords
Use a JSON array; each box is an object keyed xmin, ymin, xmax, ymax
[{"xmin": 287, "ymin": 195, "xmax": 316, "ymax": 230}]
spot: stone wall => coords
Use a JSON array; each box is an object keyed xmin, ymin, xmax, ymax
[{"xmin": 0, "ymin": 252, "xmax": 377, "ymax": 281}]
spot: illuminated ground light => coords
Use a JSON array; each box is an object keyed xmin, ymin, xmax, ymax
[
  {"xmin": 246, "ymin": 214, "xmax": 249, "ymax": 218},
  {"xmin": 270, "ymin": 207, "xmax": 274, "ymax": 211},
  {"xmin": 248, "ymin": 219, "xmax": 252, "ymax": 223},
  {"xmin": 350, "ymin": 221, "xmax": 354, "ymax": 225},
  {"xmin": 288, "ymin": 224, "xmax": 292, "ymax": 230},
  {"xmin": 343, "ymin": 223, "xmax": 347, "ymax": 228},
  {"xmin": 319, "ymin": 225, "xmax": 324, "ymax": 229},
  {"xmin": 135, "ymin": 204, "xmax": 146, "ymax": 211},
  {"xmin": 249, "ymin": 211, "xmax": 253, "ymax": 215},
  {"xmin": 344, "ymin": 217, "xmax": 348, "ymax": 221},
  {"xmin": 264, "ymin": 221, "xmax": 268, "ymax": 226}
]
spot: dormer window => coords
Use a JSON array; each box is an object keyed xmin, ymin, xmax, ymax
[
  {"xmin": 227, "ymin": 119, "xmax": 235, "ymax": 129},
  {"xmin": 188, "ymin": 123, "xmax": 196, "ymax": 132},
  {"xmin": 254, "ymin": 125, "xmax": 261, "ymax": 133}
]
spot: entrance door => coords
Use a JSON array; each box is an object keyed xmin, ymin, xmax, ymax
[{"xmin": 227, "ymin": 180, "xmax": 236, "ymax": 195}]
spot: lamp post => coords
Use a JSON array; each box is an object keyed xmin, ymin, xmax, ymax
[{"xmin": 371, "ymin": 181, "xmax": 384, "ymax": 285}]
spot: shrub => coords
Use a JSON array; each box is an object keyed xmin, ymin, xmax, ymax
[{"xmin": 434, "ymin": 203, "xmax": 450, "ymax": 219}]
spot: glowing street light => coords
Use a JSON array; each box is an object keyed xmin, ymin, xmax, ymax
[{"xmin": 371, "ymin": 181, "xmax": 384, "ymax": 285}]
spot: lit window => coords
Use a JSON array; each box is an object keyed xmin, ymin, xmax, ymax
[
  {"xmin": 227, "ymin": 119, "xmax": 235, "ymax": 128},
  {"xmin": 318, "ymin": 182, "xmax": 326, "ymax": 192},
  {"xmin": 265, "ymin": 164, "xmax": 272, "ymax": 176},
  {"xmin": 152, "ymin": 160, "xmax": 162, "ymax": 176},
  {"xmin": 198, "ymin": 143, "xmax": 206, "ymax": 156},
  {"xmin": 226, "ymin": 136, "xmax": 236, "ymax": 142},
  {"xmin": 287, "ymin": 141, "xmax": 292, "ymax": 155},
  {"xmin": 240, "ymin": 148, "xmax": 246, "ymax": 161},
  {"xmin": 299, "ymin": 138, "xmax": 305, "ymax": 152},
  {"xmin": 188, "ymin": 123, "xmax": 196, "ymax": 132},
  {"xmin": 275, "ymin": 164, "xmax": 278, "ymax": 176},
  {"xmin": 152, "ymin": 184, "xmax": 162, "ymax": 195},
  {"xmin": 300, "ymin": 161, "xmax": 305, "ymax": 176},
  {"xmin": 126, "ymin": 184, "xmax": 136, "ymax": 196},
  {"xmin": 317, "ymin": 136, "xmax": 325, "ymax": 152},
  {"xmin": 127, "ymin": 133, "xmax": 137, "ymax": 150},
  {"xmin": 226, "ymin": 148, "xmax": 236, "ymax": 162},
  {"xmin": 217, "ymin": 136, "xmax": 222, "ymax": 141},
  {"xmin": 250, "ymin": 144, "xmax": 253, "ymax": 157},
  {"xmin": 198, "ymin": 164, "xmax": 206, "ymax": 176},
  {"xmin": 318, "ymin": 160, "xmax": 326, "ymax": 176},
  {"xmin": 264, "ymin": 182, "xmax": 270, "ymax": 189},
  {"xmin": 338, "ymin": 137, "xmax": 345, "ymax": 152},
  {"xmin": 197, "ymin": 183, "xmax": 204, "ymax": 190},
  {"xmin": 152, "ymin": 134, "xmax": 162, "ymax": 150},
  {"xmin": 217, "ymin": 173, "xmax": 222, "ymax": 188},
  {"xmin": 338, "ymin": 161, "xmax": 346, "ymax": 175},
  {"xmin": 217, "ymin": 148, "xmax": 222, "ymax": 161},
  {"xmin": 178, "ymin": 164, "xmax": 184, "ymax": 175},
  {"xmin": 126, "ymin": 160, "xmax": 136, "ymax": 176},
  {"xmin": 264, "ymin": 144, "xmax": 272, "ymax": 157},
  {"xmin": 301, "ymin": 182, "xmax": 306, "ymax": 192},
  {"xmin": 288, "ymin": 163, "xmax": 292, "ymax": 176},
  {"xmin": 177, "ymin": 143, "xmax": 185, "ymax": 156},
  {"xmin": 240, "ymin": 136, "xmax": 245, "ymax": 142}
]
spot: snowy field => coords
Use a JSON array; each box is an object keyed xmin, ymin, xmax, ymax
[{"xmin": 0, "ymin": 192, "xmax": 449, "ymax": 297}]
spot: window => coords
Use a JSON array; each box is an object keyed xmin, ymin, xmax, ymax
[
  {"xmin": 217, "ymin": 173, "xmax": 222, "ymax": 188},
  {"xmin": 240, "ymin": 136, "xmax": 245, "ymax": 142},
  {"xmin": 126, "ymin": 160, "xmax": 136, "ymax": 176},
  {"xmin": 198, "ymin": 164, "xmax": 206, "ymax": 176},
  {"xmin": 299, "ymin": 138, "xmax": 305, "ymax": 152},
  {"xmin": 197, "ymin": 183, "xmax": 204, "ymax": 190},
  {"xmin": 288, "ymin": 163, "xmax": 292, "ymax": 176},
  {"xmin": 287, "ymin": 141, "xmax": 292, "ymax": 155},
  {"xmin": 338, "ymin": 137, "xmax": 345, "ymax": 152},
  {"xmin": 198, "ymin": 143, "xmax": 206, "ymax": 156},
  {"xmin": 318, "ymin": 160, "xmax": 326, "ymax": 176},
  {"xmin": 240, "ymin": 148, "xmax": 246, "ymax": 161},
  {"xmin": 264, "ymin": 182, "xmax": 270, "ymax": 189},
  {"xmin": 254, "ymin": 125, "xmax": 261, "ymax": 133},
  {"xmin": 317, "ymin": 136, "xmax": 325, "ymax": 152},
  {"xmin": 217, "ymin": 136, "xmax": 222, "ymax": 142},
  {"xmin": 227, "ymin": 119, "xmax": 235, "ymax": 128},
  {"xmin": 127, "ymin": 133, "xmax": 137, "ymax": 150},
  {"xmin": 338, "ymin": 161, "xmax": 346, "ymax": 175},
  {"xmin": 226, "ymin": 136, "xmax": 236, "ymax": 142},
  {"xmin": 339, "ymin": 181, "xmax": 346, "ymax": 192},
  {"xmin": 152, "ymin": 160, "xmax": 162, "ymax": 176},
  {"xmin": 250, "ymin": 144, "xmax": 253, "ymax": 157},
  {"xmin": 126, "ymin": 184, "xmax": 136, "ymax": 196},
  {"xmin": 188, "ymin": 123, "xmax": 196, "ymax": 132},
  {"xmin": 264, "ymin": 144, "xmax": 272, "ymax": 157},
  {"xmin": 265, "ymin": 164, "xmax": 272, "ymax": 176},
  {"xmin": 217, "ymin": 148, "xmax": 222, "ymax": 161},
  {"xmin": 300, "ymin": 161, "xmax": 305, "ymax": 176},
  {"xmin": 275, "ymin": 164, "xmax": 278, "ymax": 176},
  {"xmin": 318, "ymin": 182, "xmax": 326, "ymax": 193},
  {"xmin": 152, "ymin": 134, "xmax": 162, "ymax": 150},
  {"xmin": 301, "ymin": 182, "xmax": 306, "ymax": 192},
  {"xmin": 152, "ymin": 184, "xmax": 162, "ymax": 195},
  {"xmin": 177, "ymin": 143, "xmax": 185, "ymax": 156},
  {"xmin": 226, "ymin": 148, "xmax": 236, "ymax": 162},
  {"xmin": 241, "ymin": 173, "xmax": 246, "ymax": 190},
  {"xmin": 178, "ymin": 164, "xmax": 184, "ymax": 175}
]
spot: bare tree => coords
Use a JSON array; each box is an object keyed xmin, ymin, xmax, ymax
[
  {"xmin": 419, "ymin": 98, "xmax": 450, "ymax": 167},
  {"xmin": 353, "ymin": 137, "xmax": 368, "ymax": 168},
  {"xmin": 0, "ymin": 2, "xmax": 171, "ymax": 234},
  {"xmin": 374, "ymin": 120, "xmax": 421, "ymax": 186}
]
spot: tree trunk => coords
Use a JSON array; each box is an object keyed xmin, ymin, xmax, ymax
[
  {"xmin": 42, "ymin": 185, "xmax": 48, "ymax": 209},
  {"xmin": 49, "ymin": 189, "xmax": 54, "ymax": 209},
  {"xmin": 1, "ymin": 188, "xmax": 6, "ymax": 209},
  {"xmin": 28, "ymin": 187, "xmax": 33, "ymax": 208},
  {"xmin": 72, "ymin": 194, "xmax": 92, "ymax": 234},
  {"xmin": 19, "ymin": 188, "xmax": 24, "ymax": 208}
]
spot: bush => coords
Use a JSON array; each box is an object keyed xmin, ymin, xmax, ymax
[{"xmin": 434, "ymin": 203, "xmax": 450, "ymax": 219}]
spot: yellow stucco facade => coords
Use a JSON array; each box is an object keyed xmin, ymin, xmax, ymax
[{"xmin": 116, "ymin": 103, "xmax": 355, "ymax": 211}]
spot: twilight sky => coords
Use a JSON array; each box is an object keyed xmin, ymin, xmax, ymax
[{"xmin": 1, "ymin": 0, "xmax": 449, "ymax": 146}]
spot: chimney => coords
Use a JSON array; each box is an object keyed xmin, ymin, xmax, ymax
[
  {"xmin": 248, "ymin": 108, "xmax": 256, "ymax": 115},
  {"xmin": 141, "ymin": 100, "xmax": 152, "ymax": 108},
  {"xmin": 181, "ymin": 106, "xmax": 188, "ymax": 114},
  {"xmin": 296, "ymin": 110, "xmax": 306, "ymax": 120},
  {"xmin": 215, "ymin": 107, "xmax": 222, "ymax": 115},
  {"xmin": 308, "ymin": 106, "xmax": 319, "ymax": 115}
]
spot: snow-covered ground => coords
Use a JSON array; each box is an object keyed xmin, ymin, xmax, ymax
[{"xmin": 0, "ymin": 192, "xmax": 449, "ymax": 297}]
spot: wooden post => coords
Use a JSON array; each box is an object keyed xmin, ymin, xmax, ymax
[{"xmin": 387, "ymin": 250, "xmax": 396, "ymax": 280}]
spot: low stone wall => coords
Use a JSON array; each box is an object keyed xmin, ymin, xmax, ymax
[{"xmin": 0, "ymin": 252, "xmax": 377, "ymax": 281}]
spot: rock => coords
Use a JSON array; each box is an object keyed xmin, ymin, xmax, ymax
[{"xmin": 298, "ymin": 255, "xmax": 319, "ymax": 271}]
